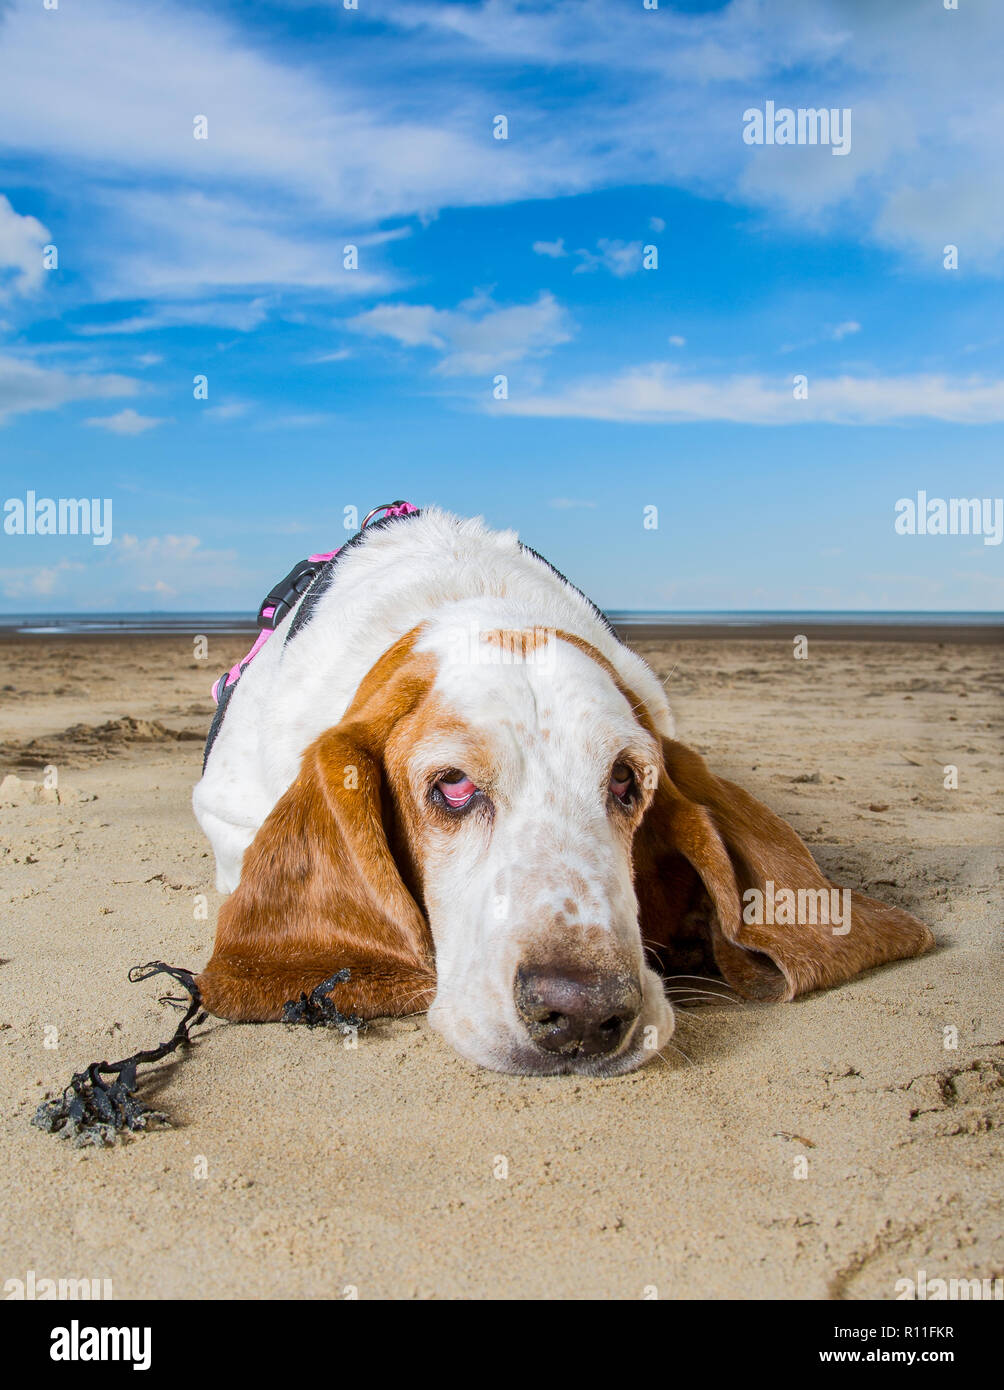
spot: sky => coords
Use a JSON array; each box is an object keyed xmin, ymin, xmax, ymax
[{"xmin": 0, "ymin": 0, "xmax": 1002, "ymax": 612}]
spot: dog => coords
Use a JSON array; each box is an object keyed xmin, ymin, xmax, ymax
[{"xmin": 193, "ymin": 507, "xmax": 933, "ymax": 1075}]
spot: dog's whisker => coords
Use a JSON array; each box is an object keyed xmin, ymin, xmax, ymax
[
  {"xmin": 662, "ymin": 974, "xmax": 743, "ymax": 1006},
  {"xmin": 667, "ymin": 997, "xmax": 743, "ymax": 1011},
  {"xmin": 662, "ymin": 973, "xmax": 733, "ymax": 987},
  {"xmin": 396, "ymin": 983, "xmax": 436, "ymax": 1014},
  {"xmin": 655, "ymin": 1038, "xmax": 693, "ymax": 1067},
  {"xmin": 665, "ymin": 987, "xmax": 743, "ymax": 1006}
]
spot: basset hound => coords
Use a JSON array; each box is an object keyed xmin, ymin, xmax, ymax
[{"xmin": 193, "ymin": 507, "xmax": 933, "ymax": 1075}]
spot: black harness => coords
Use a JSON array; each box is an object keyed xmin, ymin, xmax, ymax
[{"xmin": 203, "ymin": 505, "xmax": 422, "ymax": 771}]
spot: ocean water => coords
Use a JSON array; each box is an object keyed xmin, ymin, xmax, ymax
[
  {"xmin": 0, "ymin": 610, "xmax": 1000, "ymax": 636},
  {"xmin": 606, "ymin": 610, "xmax": 1004, "ymax": 629},
  {"xmin": 0, "ymin": 612, "xmax": 257, "ymax": 636}
]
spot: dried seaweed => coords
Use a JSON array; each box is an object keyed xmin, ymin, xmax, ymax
[
  {"xmin": 31, "ymin": 962, "xmax": 207, "ymax": 1147},
  {"xmin": 32, "ymin": 962, "xmax": 364, "ymax": 1147},
  {"xmin": 281, "ymin": 969, "xmax": 365, "ymax": 1033}
]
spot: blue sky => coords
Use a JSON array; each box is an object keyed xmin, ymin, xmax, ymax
[{"xmin": 0, "ymin": 0, "xmax": 1002, "ymax": 611}]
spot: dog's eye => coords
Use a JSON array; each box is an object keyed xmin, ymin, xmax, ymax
[
  {"xmin": 436, "ymin": 769, "xmax": 478, "ymax": 810},
  {"xmin": 609, "ymin": 761, "xmax": 636, "ymax": 804}
]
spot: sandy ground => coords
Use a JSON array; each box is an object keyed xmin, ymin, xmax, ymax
[{"xmin": 1, "ymin": 631, "xmax": 1001, "ymax": 1300}]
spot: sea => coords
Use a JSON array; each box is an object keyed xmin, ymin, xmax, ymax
[{"xmin": 0, "ymin": 611, "xmax": 1000, "ymax": 637}]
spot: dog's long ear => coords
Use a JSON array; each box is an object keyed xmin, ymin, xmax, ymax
[
  {"xmin": 197, "ymin": 637, "xmax": 437, "ymax": 1022},
  {"xmin": 635, "ymin": 737, "xmax": 934, "ymax": 1001}
]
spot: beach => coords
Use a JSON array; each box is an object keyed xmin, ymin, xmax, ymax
[{"xmin": 1, "ymin": 627, "xmax": 1001, "ymax": 1300}]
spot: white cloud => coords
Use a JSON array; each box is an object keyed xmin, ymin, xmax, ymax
[
  {"xmin": 310, "ymin": 349, "xmax": 352, "ymax": 363},
  {"xmin": 668, "ymin": 335, "xmax": 686, "ymax": 348},
  {"xmin": 0, "ymin": 0, "xmax": 999, "ymax": 326},
  {"xmin": 0, "ymin": 353, "xmax": 138, "ymax": 423},
  {"xmin": 84, "ymin": 193, "xmax": 393, "ymax": 304},
  {"xmin": 99, "ymin": 533, "xmax": 247, "ymax": 607},
  {"xmin": 84, "ymin": 408, "xmax": 168, "ymax": 435},
  {"xmin": 0, "ymin": 195, "xmax": 49, "ymax": 297},
  {"xmin": 574, "ymin": 239, "xmax": 644, "ymax": 277},
  {"xmin": 549, "ymin": 498, "xmax": 597, "ymax": 510},
  {"xmin": 0, "ymin": 4, "xmax": 487, "ymax": 219},
  {"xmin": 203, "ymin": 402, "xmax": 249, "ymax": 422},
  {"xmin": 0, "ymin": 531, "xmax": 244, "ymax": 607},
  {"xmin": 502, "ymin": 364, "xmax": 1004, "ymax": 425},
  {"xmin": 108, "ymin": 533, "xmax": 244, "ymax": 603},
  {"xmin": 347, "ymin": 291, "xmax": 574, "ymax": 375},
  {"xmin": 0, "ymin": 558, "xmax": 86, "ymax": 600},
  {"xmin": 399, "ymin": 0, "xmax": 1004, "ymax": 271},
  {"xmin": 348, "ymin": 303, "xmax": 446, "ymax": 351},
  {"xmin": 259, "ymin": 412, "xmax": 338, "ymax": 430},
  {"xmin": 118, "ymin": 534, "xmax": 205, "ymax": 560},
  {"xmin": 0, "ymin": 1, "xmax": 560, "ymax": 304},
  {"xmin": 874, "ymin": 173, "xmax": 1004, "ymax": 272},
  {"xmin": 76, "ymin": 296, "xmax": 274, "ymax": 336},
  {"xmin": 0, "ymin": 0, "xmax": 1000, "ymax": 481}
]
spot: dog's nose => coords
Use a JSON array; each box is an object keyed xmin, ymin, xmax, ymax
[{"xmin": 514, "ymin": 965, "xmax": 642, "ymax": 1057}]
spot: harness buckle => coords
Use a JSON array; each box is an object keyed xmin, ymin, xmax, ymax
[{"xmin": 256, "ymin": 557, "xmax": 321, "ymax": 630}]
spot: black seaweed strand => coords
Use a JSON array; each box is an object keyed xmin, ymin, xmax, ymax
[{"xmin": 31, "ymin": 962, "xmax": 207, "ymax": 1147}]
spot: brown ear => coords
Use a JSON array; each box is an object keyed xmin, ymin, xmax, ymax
[
  {"xmin": 635, "ymin": 737, "xmax": 934, "ymax": 1001},
  {"xmin": 197, "ymin": 637, "xmax": 437, "ymax": 1022}
]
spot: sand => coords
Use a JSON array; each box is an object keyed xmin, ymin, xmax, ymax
[{"xmin": 1, "ymin": 630, "xmax": 1001, "ymax": 1300}]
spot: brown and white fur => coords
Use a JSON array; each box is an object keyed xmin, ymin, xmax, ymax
[{"xmin": 193, "ymin": 508, "xmax": 933, "ymax": 1075}]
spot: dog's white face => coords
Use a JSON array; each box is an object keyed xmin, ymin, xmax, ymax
[{"xmin": 389, "ymin": 626, "xmax": 675, "ymax": 1075}]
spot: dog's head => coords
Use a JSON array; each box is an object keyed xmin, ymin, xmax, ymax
[
  {"xmin": 198, "ymin": 623, "xmax": 933, "ymax": 1075},
  {"xmin": 395, "ymin": 621, "xmax": 673, "ymax": 1075}
]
